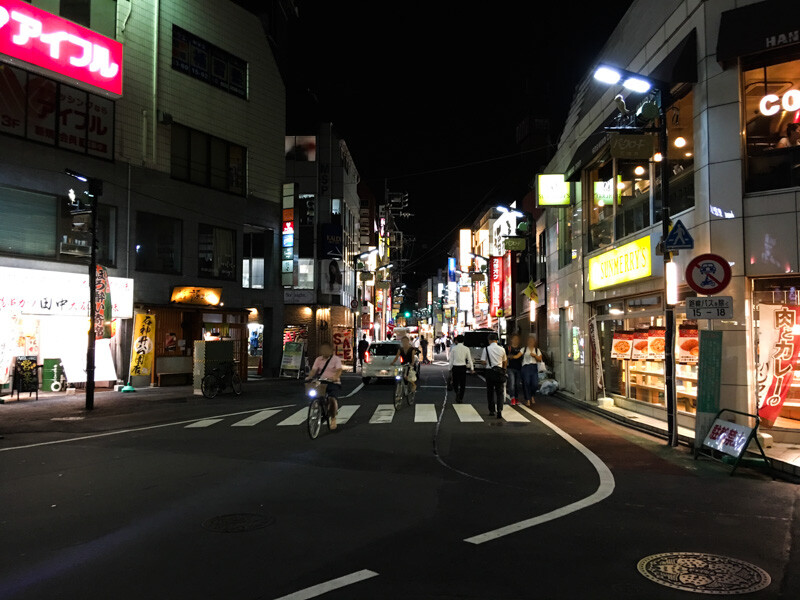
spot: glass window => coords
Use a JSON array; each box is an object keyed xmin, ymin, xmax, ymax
[
  {"xmin": 661, "ymin": 90, "xmax": 695, "ymax": 215},
  {"xmin": 616, "ymin": 160, "xmax": 651, "ymax": 239},
  {"xmin": 743, "ymin": 53, "xmax": 800, "ymax": 192},
  {"xmin": 0, "ymin": 187, "xmax": 56, "ymax": 257},
  {"xmin": 189, "ymin": 129, "xmax": 208, "ymax": 186},
  {"xmin": 557, "ymin": 207, "xmax": 572, "ymax": 268},
  {"xmin": 198, "ymin": 224, "xmax": 236, "ymax": 280},
  {"xmin": 536, "ymin": 229, "xmax": 547, "ymax": 281},
  {"xmin": 171, "ymin": 25, "xmax": 248, "ymax": 100},
  {"xmin": 170, "ymin": 123, "xmax": 246, "ymax": 195},
  {"xmin": 135, "ymin": 211, "xmax": 182, "ymax": 274},
  {"xmin": 209, "ymin": 136, "xmax": 227, "ymax": 191},
  {"xmin": 297, "ymin": 258, "xmax": 314, "ymax": 289},
  {"xmin": 58, "ymin": 202, "xmax": 116, "ymax": 266},
  {"xmin": 242, "ymin": 230, "xmax": 266, "ymax": 289},
  {"xmin": 170, "ymin": 124, "xmax": 189, "ymax": 180},
  {"xmin": 588, "ymin": 158, "xmax": 615, "ymax": 252}
]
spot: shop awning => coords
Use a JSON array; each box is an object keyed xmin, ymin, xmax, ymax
[{"xmin": 717, "ymin": 0, "xmax": 800, "ymax": 64}]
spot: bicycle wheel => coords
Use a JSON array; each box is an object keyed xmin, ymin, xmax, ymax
[
  {"xmin": 393, "ymin": 381, "xmax": 404, "ymax": 409},
  {"xmin": 231, "ymin": 372, "xmax": 242, "ymax": 395},
  {"xmin": 307, "ymin": 399, "xmax": 323, "ymax": 439},
  {"xmin": 201, "ymin": 374, "xmax": 220, "ymax": 399}
]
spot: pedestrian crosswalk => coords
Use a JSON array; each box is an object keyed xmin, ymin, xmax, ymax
[{"xmin": 182, "ymin": 404, "xmax": 536, "ymax": 430}]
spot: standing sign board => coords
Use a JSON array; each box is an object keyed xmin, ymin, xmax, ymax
[
  {"xmin": 702, "ymin": 419, "xmax": 753, "ymax": 457},
  {"xmin": 685, "ymin": 254, "xmax": 732, "ymax": 295},
  {"xmin": 693, "ymin": 330, "xmax": 723, "ymax": 449},
  {"xmin": 280, "ymin": 342, "xmax": 304, "ymax": 378},
  {"xmin": 13, "ymin": 355, "xmax": 38, "ymax": 399}
]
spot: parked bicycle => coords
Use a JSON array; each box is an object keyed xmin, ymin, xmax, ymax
[
  {"xmin": 200, "ymin": 362, "xmax": 242, "ymax": 399},
  {"xmin": 393, "ymin": 364, "xmax": 416, "ymax": 409},
  {"xmin": 306, "ymin": 378, "xmax": 338, "ymax": 439}
]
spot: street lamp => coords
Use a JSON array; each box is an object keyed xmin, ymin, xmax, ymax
[
  {"xmin": 593, "ymin": 64, "xmax": 678, "ymax": 447},
  {"xmin": 64, "ymin": 168, "xmax": 103, "ymax": 411}
]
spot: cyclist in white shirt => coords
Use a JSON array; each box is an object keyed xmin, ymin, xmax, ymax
[{"xmin": 448, "ymin": 335, "xmax": 474, "ymax": 402}]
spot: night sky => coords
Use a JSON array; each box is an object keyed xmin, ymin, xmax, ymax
[{"xmin": 286, "ymin": 1, "xmax": 633, "ymax": 285}]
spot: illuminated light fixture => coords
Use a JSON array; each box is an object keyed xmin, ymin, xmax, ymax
[
  {"xmin": 634, "ymin": 166, "xmax": 645, "ymax": 176},
  {"xmin": 609, "ymin": 308, "xmax": 624, "ymax": 315},
  {"xmin": 622, "ymin": 77, "xmax": 652, "ymax": 93},
  {"xmin": 593, "ymin": 66, "xmax": 621, "ymax": 85},
  {"xmin": 653, "ymin": 152, "xmax": 663, "ymax": 162},
  {"xmin": 666, "ymin": 261, "xmax": 679, "ymax": 306},
  {"xmin": 674, "ymin": 137, "xmax": 687, "ymax": 148},
  {"xmin": 684, "ymin": 152, "xmax": 693, "ymax": 157},
  {"xmin": 617, "ymin": 181, "xmax": 626, "ymax": 190},
  {"xmin": 597, "ymin": 199, "xmax": 605, "ymax": 207}
]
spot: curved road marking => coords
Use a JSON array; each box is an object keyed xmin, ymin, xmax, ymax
[
  {"xmin": 274, "ymin": 569, "xmax": 378, "ymax": 600},
  {"xmin": 342, "ymin": 382, "xmax": 364, "ymax": 398},
  {"xmin": 464, "ymin": 403, "xmax": 615, "ymax": 545}
]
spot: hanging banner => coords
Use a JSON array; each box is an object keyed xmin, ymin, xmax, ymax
[
  {"xmin": 94, "ymin": 264, "xmax": 112, "ymax": 339},
  {"xmin": 129, "ymin": 313, "xmax": 155, "ymax": 377},
  {"xmin": 677, "ymin": 323, "xmax": 699, "ymax": 364},
  {"xmin": 611, "ymin": 330, "xmax": 633, "ymax": 360},
  {"xmin": 632, "ymin": 329, "xmax": 649, "ymax": 361},
  {"xmin": 757, "ymin": 305, "xmax": 800, "ymax": 423},
  {"xmin": 332, "ymin": 326, "xmax": 353, "ymax": 361},
  {"xmin": 588, "ymin": 316, "xmax": 604, "ymax": 391},
  {"xmin": 489, "ymin": 256, "xmax": 503, "ymax": 317},
  {"xmin": 648, "ymin": 326, "xmax": 666, "ymax": 361},
  {"xmin": 503, "ymin": 251, "xmax": 515, "ymax": 316}
]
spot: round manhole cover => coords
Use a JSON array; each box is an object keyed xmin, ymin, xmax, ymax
[
  {"xmin": 202, "ymin": 513, "xmax": 275, "ymax": 533},
  {"xmin": 637, "ymin": 552, "xmax": 771, "ymax": 595}
]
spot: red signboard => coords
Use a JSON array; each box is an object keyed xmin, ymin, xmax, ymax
[
  {"xmin": 0, "ymin": 0, "xmax": 123, "ymax": 97},
  {"xmin": 282, "ymin": 221, "xmax": 294, "ymax": 235},
  {"xmin": 489, "ymin": 256, "xmax": 503, "ymax": 317},
  {"xmin": 503, "ymin": 251, "xmax": 515, "ymax": 316},
  {"xmin": 758, "ymin": 305, "xmax": 800, "ymax": 423}
]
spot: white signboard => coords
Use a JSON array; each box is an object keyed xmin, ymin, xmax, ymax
[
  {"xmin": 0, "ymin": 266, "xmax": 133, "ymax": 318},
  {"xmin": 702, "ymin": 418, "xmax": 753, "ymax": 457},
  {"xmin": 686, "ymin": 296, "xmax": 733, "ymax": 320}
]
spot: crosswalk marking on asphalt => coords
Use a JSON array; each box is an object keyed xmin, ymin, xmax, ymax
[
  {"xmin": 369, "ymin": 404, "xmax": 395, "ymax": 424},
  {"xmin": 453, "ymin": 404, "xmax": 484, "ymax": 422},
  {"xmin": 277, "ymin": 408, "xmax": 310, "ymax": 426},
  {"xmin": 185, "ymin": 418, "xmax": 224, "ymax": 428},
  {"xmin": 414, "ymin": 404, "xmax": 437, "ymax": 422},
  {"xmin": 502, "ymin": 407, "xmax": 529, "ymax": 423},
  {"xmin": 231, "ymin": 409, "xmax": 280, "ymax": 427},
  {"xmin": 334, "ymin": 405, "xmax": 359, "ymax": 425}
]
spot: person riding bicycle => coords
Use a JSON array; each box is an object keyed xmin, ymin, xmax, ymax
[
  {"xmin": 390, "ymin": 335, "xmax": 419, "ymax": 394},
  {"xmin": 305, "ymin": 341, "xmax": 343, "ymax": 429}
]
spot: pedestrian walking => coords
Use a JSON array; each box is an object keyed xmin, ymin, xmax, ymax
[
  {"xmin": 448, "ymin": 334, "xmax": 474, "ymax": 402},
  {"xmin": 357, "ymin": 334, "xmax": 369, "ymax": 368},
  {"xmin": 481, "ymin": 333, "xmax": 507, "ymax": 418},
  {"xmin": 420, "ymin": 335, "xmax": 429, "ymax": 364},
  {"xmin": 521, "ymin": 335, "xmax": 543, "ymax": 407},
  {"xmin": 505, "ymin": 333, "xmax": 523, "ymax": 406},
  {"xmin": 445, "ymin": 335, "xmax": 452, "ymax": 359}
]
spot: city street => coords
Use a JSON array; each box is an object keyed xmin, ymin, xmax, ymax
[{"xmin": 1, "ymin": 361, "xmax": 799, "ymax": 600}]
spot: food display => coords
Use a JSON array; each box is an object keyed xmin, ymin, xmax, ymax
[
  {"xmin": 677, "ymin": 323, "xmax": 699, "ymax": 364},
  {"xmin": 648, "ymin": 326, "xmax": 666, "ymax": 361},
  {"xmin": 631, "ymin": 329, "xmax": 649, "ymax": 360},
  {"xmin": 611, "ymin": 330, "xmax": 633, "ymax": 359}
]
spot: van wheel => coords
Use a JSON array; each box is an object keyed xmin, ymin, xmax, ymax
[{"xmin": 362, "ymin": 377, "xmax": 371, "ymax": 385}]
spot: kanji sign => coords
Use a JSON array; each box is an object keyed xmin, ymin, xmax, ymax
[
  {"xmin": 702, "ymin": 418, "xmax": 753, "ymax": 457},
  {"xmin": 0, "ymin": 0, "xmax": 123, "ymax": 97},
  {"xmin": 489, "ymin": 256, "xmax": 503, "ymax": 317},
  {"xmin": 757, "ymin": 305, "xmax": 800, "ymax": 423},
  {"xmin": 129, "ymin": 313, "xmax": 155, "ymax": 377},
  {"xmin": 685, "ymin": 253, "xmax": 732, "ymax": 295},
  {"xmin": 686, "ymin": 296, "xmax": 733, "ymax": 319}
]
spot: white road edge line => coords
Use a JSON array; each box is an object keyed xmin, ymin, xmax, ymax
[
  {"xmin": 464, "ymin": 403, "xmax": 615, "ymax": 545},
  {"xmin": 342, "ymin": 382, "xmax": 364, "ymax": 398},
  {"xmin": 0, "ymin": 404, "xmax": 296, "ymax": 452},
  {"xmin": 273, "ymin": 569, "xmax": 378, "ymax": 600}
]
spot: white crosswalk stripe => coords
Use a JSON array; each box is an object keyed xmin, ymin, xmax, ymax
[
  {"xmin": 231, "ymin": 409, "xmax": 280, "ymax": 427},
  {"xmin": 453, "ymin": 404, "xmax": 484, "ymax": 422},
  {"xmin": 369, "ymin": 404, "xmax": 395, "ymax": 424},
  {"xmin": 414, "ymin": 404, "xmax": 437, "ymax": 422},
  {"xmin": 334, "ymin": 405, "xmax": 359, "ymax": 425},
  {"xmin": 185, "ymin": 418, "xmax": 224, "ymax": 428},
  {"xmin": 501, "ymin": 407, "xmax": 529, "ymax": 423},
  {"xmin": 277, "ymin": 408, "xmax": 310, "ymax": 426}
]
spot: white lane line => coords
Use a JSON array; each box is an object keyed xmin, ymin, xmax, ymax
[
  {"xmin": 414, "ymin": 404, "xmax": 437, "ymax": 422},
  {"xmin": 273, "ymin": 569, "xmax": 378, "ymax": 600},
  {"xmin": 453, "ymin": 404, "xmax": 484, "ymax": 422},
  {"xmin": 0, "ymin": 405, "xmax": 296, "ymax": 453},
  {"xmin": 342, "ymin": 383, "xmax": 364, "ymax": 398},
  {"xmin": 231, "ymin": 409, "xmax": 280, "ymax": 427},
  {"xmin": 369, "ymin": 404, "xmax": 395, "ymax": 424},
  {"xmin": 501, "ymin": 407, "xmax": 529, "ymax": 423},
  {"xmin": 334, "ymin": 405, "xmax": 359, "ymax": 425},
  {"xmin": 464, "ymin": 403, "xmax": 615, "ymax": 545},
  {"xmin": 184, "ymin": 418, "xmax": 224, "ymax": 428},
  {"xmin": 277, "ymin": 408, "xmax": 309, "ymax": 426}
]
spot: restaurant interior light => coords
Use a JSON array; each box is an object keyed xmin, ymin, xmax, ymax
[
  {"xmin": 674, "ymin": 136, "xmax": 687, "ymax": 148},
  {"xmin": 594, "ymin": 66, "xmax": 621, "ymax": 85},
  {"xmin": 622, "ymin": 77, "xmax": 652, "ymax": 93},
  {"xmin": 634, "ymin": 166, "xmax": 645, "ymax": 176}
]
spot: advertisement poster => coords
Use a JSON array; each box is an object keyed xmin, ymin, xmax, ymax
[
  {"xmin": 489, "ymin": 257, "xmax": 503, "ymax": 317},
  {"xmin": 320, "ymin": 259, "xmax": 343, "ymax": 294},
  {"xmin": 94, "ymin": 265, "xmax": 112, "ymax": 339},
  {"xmin": 58, "ymin": 85, "xmax": 88, "ymax": 154},
  {"xmin": 26, "ymin": 75, "xmax": 57, "ymax": 146},
  {"xmin": 648, "ymin": 327, "xmax": 666, "ymax": 361},
  {"xmin": 0, "ymin": 314, "xmax": 16, "ymax": 385},
  {"xmin": 129, "ymin": 313, "xmax": 155, "ymax": 377},
  {"xmin": 332, "ymin": 326, "xmax": 353, "ymax": 361},
  {"xmin": 502, "ymin": 251, "xmax": 515, "ymax": 316},
  {"xmin": 280, "ymin": 341, "xmax": 304, "ymax": 375},
  {"xmin": 611, "ymin": 330, "xmax": 633, "ymax": 360},
  {"xmin": 283, "ymin": 325, "xmax": 308, "ymax": 348},
  {"xmin": 0, "ymin": 64, "xmax": 26, "ymax": 137},
  {"xmin": 631, "ymin": 329, "xmax": 649, "ymax": 361},
  {"xmin": 757, "ymin": 305, "xmax": 800, "ymax": 423},
  {"xmin": 677, "ymin": 323, "xmax": 699, "ymax": 364},
  {"xmin": 86, "ymin": 94, "xmax": 113, "ymax": 159}
]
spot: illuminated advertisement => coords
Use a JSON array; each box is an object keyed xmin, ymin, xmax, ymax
[
  {"xmin": 537, "ymin": 174, "xmax": 571, "ymax": 206},
  {"xmin": 459, "ymin": 229, "xmax": 471, "ymax": 271},
  {"xmin": 0, "ymin": 0, "xmax": 123, "ymax": 97},
  {"xmin": 587, "ymin": 236, "xmax": 652, "ymax": 290},
  {"xmin": 447, "ymin": 256, "xmax": 457, "ymax": 282},
  {"xmin": 502, "ymin": 251, "xmax": 514, "ymax": 316},
  {"xmin": 489, "ymin": 256, "xmax": 503, "ymax": 317}
]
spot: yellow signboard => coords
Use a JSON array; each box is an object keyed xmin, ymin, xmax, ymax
[
  {"xmin": 537, "ymin": 174, "xmax": 571, "ymax": 206},
  {"xmin": 588, "ymin": 236, "xmax": 652, "ymax": 290},
  {"xmin": 129, "ymin": 313, "xmax": 156, "ymax": 376},
  {"xmin": 170, "ymin": 286, "xmax": 222, "ymax": 306}
]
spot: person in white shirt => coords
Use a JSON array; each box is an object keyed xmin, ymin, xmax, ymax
[
  {"xmin": 448, "ymin": 335, "xmax": 474, "ymax": 403},
  {"xmin": 481, "ymin": 333, "xmax": 508, "ymax": 418},
  {"xmin": 521, "ymin": 335, "xmax": 543, "ymax": 407}
]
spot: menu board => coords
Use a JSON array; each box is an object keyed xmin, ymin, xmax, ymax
[
  {"xmin": 631, "ymin": 330, "xmax": 649, "ymax": 361},
  {"xmin": 14, "ymin": 356, "xmax": 39, "ymax": 393},
  {"xmin": 677, "ymin": 323, "xmax": 700, "ymax": 364},
  {"xmin": 648, "ymin": 327, "xmax": 667, "ymax": 361},
  {"xmin": 611, "ymin": 330, "xmax": 633, "ymax": 359}
]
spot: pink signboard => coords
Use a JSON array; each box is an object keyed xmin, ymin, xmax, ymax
[{"xmin": 489, "ymin": 256, "xmax": 503, "ymax": 317}]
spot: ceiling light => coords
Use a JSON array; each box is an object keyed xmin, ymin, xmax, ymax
[
  {"xmin": 622, "ymin": 77, "xmax": 652, "ymax": 93},
  {"xmin": 634, "ymin": 166, "xmax": 645, "ymax": 176},
  {"xmin": 674, "ymin": 137, "xmax": 687, "ymax": 148},
  {"xmin": 653, "ymin": 152, "xmax": 663, "ymax": 162},
  {"xmin": 593, "ymin": 66, "xmax": 621, "ymax": 85},
  {"xmin": 684, "ymin": 152, "xmax": 693, "ymax": 157}
]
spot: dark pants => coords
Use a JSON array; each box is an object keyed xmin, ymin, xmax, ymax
[
  {"xmin": 486, "ymin": 373, "xmax": 505, "ymax": 414},
  {"xmin": 422, "ymin": 347, "xmax": 428, "ymax": 363},
  {"xmin": 451, "ymin": 365, "xmax": 467, "ymax": 401},
  {"xmin": 506, "ymin": 367, "xmax": 522, "ymax": 400},
  {"xmin": 521, "ymin": 364, "xmax": 539, "ymax": 402}
]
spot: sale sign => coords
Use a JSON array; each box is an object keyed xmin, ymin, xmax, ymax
[
  {"xmin": 757, "ymin": 305, "xmax": 800, "ymax": 423},
  {"xmin": 0, "ymin": 0, "xmax": 123, "ymax": 96},
  {"xmin": 489, "ymin": 256, "xmax": 503, "ymax": 317},
  {"xmin": 332, "ymin": 326, "xmax": 353, "ymax": 361}
]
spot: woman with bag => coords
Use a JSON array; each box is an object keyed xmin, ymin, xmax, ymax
[{"xmin": 520, "ymin": 335, "xmax": 543, "ymax": 408}]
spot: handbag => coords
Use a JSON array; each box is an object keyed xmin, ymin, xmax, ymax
[{"xmin": 485, "ymin": 347, "xmax": 507, "ymax": 384}]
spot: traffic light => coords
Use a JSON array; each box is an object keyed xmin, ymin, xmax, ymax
[{"xmin": 403, "ymin": 310, "xmax": 411, "ymax": 318}]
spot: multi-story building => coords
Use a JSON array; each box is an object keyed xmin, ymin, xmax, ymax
[
  {"xmin": 540, "ymin": 0, "xmax": 800, "ymax": 462},
  {"xmin": 0, "ymin": 0, "xmax": 289, "ymax": 392}
]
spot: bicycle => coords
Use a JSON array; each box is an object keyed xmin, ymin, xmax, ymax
[
  {"xmin": 200, "ymin": 362, "xmax": 243, "ymax": 399},
  {"xmin": 306, "ymin": 378, "xmax": 338, "ymax": 439},
  {"xmin": 393, "ymin": 364, "xmax": 416, "ymax": 409}
]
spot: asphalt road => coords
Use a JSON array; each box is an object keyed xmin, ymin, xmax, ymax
[{"xmin": 1, "ymin": 360, "xmax": 799, "ymax": 599}]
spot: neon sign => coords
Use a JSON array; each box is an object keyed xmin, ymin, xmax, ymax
[
  {"xmin": 489, "ymin": 256, "xmax": 503, "ymax": 317},
  {"xmin": 0, "ymin": 0, "xmax": 123, "ymax": 97},
  {"xmin": 759, "ymin": 90, "xmax": 800, "ymax": 116}
]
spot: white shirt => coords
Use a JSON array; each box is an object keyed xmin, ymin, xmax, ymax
[
  {"xmin": 481, "ymin": 343, "xmax": 507, "ymax": 368},
  {"xmin": 448, "ymin": 343, "xmax": 474, "ymax": 369},
  {"xmin": 522, "ymin": 346, "xmax": 542, "ymax": 366}
]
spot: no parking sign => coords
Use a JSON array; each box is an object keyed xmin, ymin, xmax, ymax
[{"xmin": 684, "ymin": 254, "xmax": 731, "ymax": 295}]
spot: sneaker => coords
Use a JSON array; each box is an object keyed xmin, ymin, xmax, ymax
[
  {"xmin": 511, "ymin": 398, "xmax": 517, "ymax": 406},
  {"xmin": 329, "ymin": 416, "xmax": 337, "ymax": 430}
]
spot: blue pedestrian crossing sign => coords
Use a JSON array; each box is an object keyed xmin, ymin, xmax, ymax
[{"xmin": 664, "ymin": 219, "xmax": 694, "ymax": 250}]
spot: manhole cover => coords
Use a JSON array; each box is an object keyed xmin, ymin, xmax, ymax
[
  {"xmin": 637, "ymin": 552, "xmax": 771, "ymax": 595},
  {"xmin": 202, "ymin": 513, "xmax": 275, "ymax": 533}
]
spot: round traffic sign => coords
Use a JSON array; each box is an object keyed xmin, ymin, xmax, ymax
[
  {"xmin": 684, "ymin": 253, "xmax": 732, "ymax": 295},
  {"xmin": 350, "ymin": 299, "xmax": 358, "ymax": 310}
]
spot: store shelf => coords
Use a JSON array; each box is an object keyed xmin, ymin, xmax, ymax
[
  {"xmin": 676, "ymin": 387, "xmax": 697, "ymax": 397},
  {"xmin": 676, "ymin": 374, "xmax": 698, "ymax": 382},
  {"xmin": 631, "ymin": 382, "xmax": 665, "ymax": 392},
  {"xmin": 630, "ymin": 369, "xmax": 664, "ymax": 377}
]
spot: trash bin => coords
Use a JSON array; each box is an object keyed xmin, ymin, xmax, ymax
[{"xmin": 42, "ymin": 358, "xmax": 64, "ymax": 392}]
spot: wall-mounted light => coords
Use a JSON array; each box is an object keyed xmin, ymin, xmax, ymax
[
  {"xmin": 653, "ymin": 152, "xmax": 663, "ymax": 162},
  {"xmin": 634, "ymin": 166, "xmax": 645, "ymax": 176},
  {"xmin": 673, "ymin": 137, "xmax": 687, "ymax": 148}
]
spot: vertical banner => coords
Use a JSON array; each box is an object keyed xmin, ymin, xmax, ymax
[
  {"xmin": 503, "ymin": 251, "xmax": 515, "ymax": 316},
  {"xmin": 129, "ymin": 313, "xmax": 155, "ymax": 377},
  {"xmin": 757, "ymin": 305, "xmax": 800, "ymax": 423},
  {"xmin": 588, "ymin": 316, "xmax": 604, "ymax": 392},
  {"xmin": 94, "ymin": 265, "xmax": 112, "ymax": 339},
  {"xmin": 694, "ymin": 330, "xmax": 723, "ymax": 449},
  {"xmin": 489, "ymin": 256, "xmax": 503, "ymax": 317},
  {"xmin": 332, "ymin": 326, "xmax": 353, "ymax": 361}
]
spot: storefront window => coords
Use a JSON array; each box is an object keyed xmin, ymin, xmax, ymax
[
  {"xmin": 243, "ymin": 229, "xmax": 273, "ymax": 289},
  {"xmin": 135, "ymin": 211, "xmax": 182, "ymax": 274},
  {"xmin": 198, "ymin": 224, "xmax": 236, "ymax": 280},
  {"xmin": 58, "ymin": 203, "xmax": 116, "ymax": 266},
  {"xmin": 0, "ymin": 187, "xmax": 57, "ymax": 257},
  {"xmin": 297, "ymin": 259, "xmax": 314, "ymax": 289},
  {"xmin": 588, "ymin": 158, "xmax": 614, "ymax": 251},
  {"xmin": 616, "ymin": 159, "xmax": 651, "ymax": 239},
  {"xmin": 743, "ymin": 52, "xmax": 800, "ymax": 193}
]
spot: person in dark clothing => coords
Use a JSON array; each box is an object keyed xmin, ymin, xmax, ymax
[
  {"xmin": 420, "ymin": 335, "xmax": 429, "ymax": 364},
  {"xmin": 480, "ymin": 333, "xmax": 507, "ymax": 418},
  {"xmin": 448, "ymin": 335, "xmax": 474, "ymax": 402},
  {"xmin": 357, "ymin": 334, "xmax": 369, "ymax": 367},
  {"xmin": 505, "ymin": 334, "xmax": 523, "ymax": 406}
]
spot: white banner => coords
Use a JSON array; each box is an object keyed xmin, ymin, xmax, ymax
[{"xmin": 702, "ymin": 418, "xmax": 753, "ymax": 457}]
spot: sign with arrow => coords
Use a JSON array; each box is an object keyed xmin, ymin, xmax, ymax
[{"xmin": 664, "ymin": 219, "xmax": 694, "ymax": 250}]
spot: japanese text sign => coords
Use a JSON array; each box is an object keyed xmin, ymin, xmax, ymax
[
  {"xmin": 129, "ymin": 313, "xmax": 155, "ymax": 377},
  {"xmin": 489, "ymin": 256, "xmax": 503, "ymax": 317},
  {"xmin": 0, "ymin": 0, "xmax": 123, "ymax": 96},
  {"xmin": 757, "ymin": 305, "xmax": 800, "ymax": 423},
  {"xmin": 702, "ymin": 418, "xmax": 752, "ymax": 457}
]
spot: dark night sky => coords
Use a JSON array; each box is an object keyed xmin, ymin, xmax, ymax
[{"xmin": 286, "ymin": 2, "xmax": 633, "ymax": 286}]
